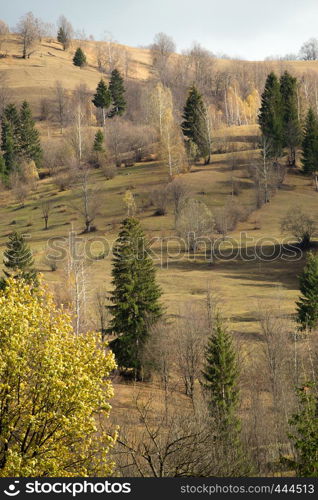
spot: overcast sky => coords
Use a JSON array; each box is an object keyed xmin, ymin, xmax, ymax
[{"xmin": 2, "ymin": 0, "xmax": 318, "ymax": 60}]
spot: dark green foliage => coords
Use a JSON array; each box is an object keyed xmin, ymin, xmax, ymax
[
  {"xmin": 202, "ymin": 312, "xmax": 251, "ymax": 474},
  {"xmin": 0, "ymin": 232, "xmax": 37, "ymax": 289},
  {"xmin": 57, "ymin": 27, "xmax": 69, "ymax": 50},
  {"xmin": 280, "ymin": 71, "xmax": 302, "ymax": 166},
  {"xmin": 286, "ymin": 383, "xmax": 318, "ymax": 476},
  {"xmin": 93, "ymin": 129, "xmax": 105, "ymax": 152},
  {"xmin": 1, "ymin": 104, "xmax": 20, "ymax": 176},
  {"xmin": 258, "ymin": 72, "xmax": 283, "ymax": 158},
  {"xmin": 92, "ymin": 79, "xmax": 111, "ymax": 126},
  {"xmin": 3, "ymin": 104, "xmax": 20, "ymax": 132},
  {"xmin": 202, "ymin": 313, "xmax": 239, "ymax": 424},
  {"xmin": 0, "ymin": 155, "xmax": 5, "ymax": 178},
  {"xmin": 301, "ymin": 108, "xmax": 318, "ymax": 175},
  {"xmin": 19, "ymin": 101, "xmax": 42, "ymax": 166},
  {"xmin": 108, "ymin": 69, "xmax": 126, "ymax": 117},
  {"xmin": 1, "ymin": 102, "xmax": 42, "ymax": 177},
  {"xmin": 181, "ymin": 85, "xmax": 211, "ymax": 164},
  {"xmin": 296, "ymin": 252, "xmax": 318, "ymax": 331},
  {"xmin": 108, "ymin": 217, "xmax": 162, "ymax": 377},
  {"xmin": 73, "ymin": 47, "xmax": 87, "ymax": 68},
  {"xmin": 1, "ymin": 119, "xmax": 17, "ymax": 177}
]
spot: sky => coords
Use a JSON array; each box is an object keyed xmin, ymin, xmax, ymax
[{"xmin": 2, "ymin": 0, "xmax": 318, "ymax": 60}]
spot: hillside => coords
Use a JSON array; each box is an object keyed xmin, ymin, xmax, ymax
[
  {"xmin": 2, "ymin": 35, "xmax": 318, "ymax": 114},
  {"xmin": 1, "ymin": 32, "xmax": 318, "ymax": 475}
]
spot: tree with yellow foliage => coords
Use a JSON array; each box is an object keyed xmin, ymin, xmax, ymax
[{"xmin": 0, "ymin": 278, "xmax": 117, "ymax": 477}]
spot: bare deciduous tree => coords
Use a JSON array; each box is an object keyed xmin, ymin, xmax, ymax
[
  {"xmin": 0, "ymin": 20, "xmax": 9, "ymax": 55},
  {"xmin": 16, "ymin": 12, "xmax": 40, "ymax": 59},
  {"xmin": 40, "ymin": 199, "xmax": 51, "ymax": 230},
  {"xmin": 150, "ymin": 32, "xmax": 175, "ymax": 83},
  {"xmin": 54, "ymin": 81, "xmax": 69, "ymax": 133},
  {"xmin": 299, "ymin": 38, "xmax": 318, "ymax": 60},
  {"xmin": 176, "ymin": 198, "xmax": 214, "ymax": 251},
  {"xmin": 72, "ymin": 164, "xmax": 102, "ymax": 233},
  {"xmin": 150, "ymin": 185, "xmax": 169, "ymax": 216},
  {"xmin": 167, "ymin": 178, "xmax": 190, "ymax": 227},
  {"xmin": 281, "ymin": 206, "xmax": 316, "ymax": 248}
]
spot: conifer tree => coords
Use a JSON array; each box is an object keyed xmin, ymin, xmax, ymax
[
  {"xmin": 181, "ymin": 85, "xmax": 211, "ymax": 164},
  {"xmin": 1, "ymin": 104, "xmax": 20, "ymax": 175},
  {"xmin": 0, "ymin": 232, "xmax": 37, "ymax": 289},
  {"xmin": 57, "ymin": 27, "xmax": 70, "ymax": 51},
  {"xmin": 93, "ymin": 129, "xmax": 105, "ymax": 152},
  {"xmin": 296, "ymin": 251, "xmax": 318, "ymax": 331},
  {"xmin": 286, "ymin": 383, "xmax": 318, "ymax": 476},
  {"xmin": 3, "ymin": 103, "xmax": 20, "ymax": 133},
  {"xmin": 92, "ymin": 79, "xmax": 111, "ymax": 129},
  {"xmin": 258, "ymin": 72, "xmax": 283, "ymax": 158},
  {"xmin": 1, "ymin": 119, "xmax": 17, "ymax": 177},
  {"xmin": 202, "ymin": 311, "xmax": 251, "ymax": 473},
  {"xmin": 19, "ymin": 101, "xmax": 42, "ymax": 166},
  {"xmin": 301, "ymin": 108, "xmax": 318, "ymax": 175},
  {"xmin": 108, "ymin": 69, "xmax": 126, "ymax": 117},
  {"xmin": 280, "ymin": 71, "xmax": 302, "ymax": 166},
  {"xmin": 73, "ymin": 47, "xmax": 87, "ymax": 68},
  {"xmin": 202, "ymin": 312, "xmax": 239, "ymax": 424},
  {"xmin": 108, "ymin": 217, "xmax": 162, "ymax": 378}
]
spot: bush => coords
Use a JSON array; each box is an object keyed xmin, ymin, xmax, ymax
[{"xmin": 150, "ymin": 185, "xmax": 168, "ymax": 216}]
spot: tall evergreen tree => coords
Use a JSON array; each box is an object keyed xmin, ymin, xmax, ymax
[
  {"xmin": 0, "ymin": 232, "xmax": 37, "ymax": 289},
  {"xmin": 286, "ymin": 383, "xmax": 318, "ymax": 477},
  {"xmin": 296, "ymin": 251, "xmax": 318, "ymax": 331},
  {"xmin": 202, "ymin": 311, "xmax": 251, "ymax": 474},
  {"xmin": 108, "ymin": 69, "xmax": 126, "ymax": 117},
  {"xmin": 181, "ymin": 85, "xmax": 211, "ymax": 164},
  {"xmin": 280, "ymin": 71, "xmax": 302, "ymax": 166},
  {"xmin": 19, "ymin": 101, "xmax": 42, "ymax": 166},
  {"xmin": 1, "ymin": 103, "xmax": 21, "ymax": 176},
  {"xmin": 108, "ymin": 217, "xmax": 162, "ymax": 378},
  {"xmin": 301, "ymin": 108, "xmax": 318, "ymax": 175},
  {"xmin": 92, "ymin": 79, "xmax": 111, "ymax": 129},
  {"xmin": 202, "ymin": 313, "xmax": 239, "ymax": 425},
  {"xmin": 258, "ymin": 72, "xmax": 283, "ymax": 158},
  {"xmin": 93, "ymin": 129, "xmax": 105, "ymax": 152},
  {"xmin": 73, "ymin": 47, "xmax": 86, "ymax": 68},
  {"xmin": 3, "ymin": 103, "xmax": 20, "ymax": 133},
  {"xmin": 1, "ymin": 119, "xmax": 17, "ymax": 177}
]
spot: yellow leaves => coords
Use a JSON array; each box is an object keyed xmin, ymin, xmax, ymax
[{"xmin": 0, "ymin": 278, "xmax": 117, "ymax": 477}]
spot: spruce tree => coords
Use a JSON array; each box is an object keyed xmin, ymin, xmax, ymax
[
  {"xmin": 73, "ymin": 47, "xmax": 86, "ymax": 68},
  {"xmin": 280, "ymin": 71, "xmax": 302, "ymax": 166},
  {"xmin": 286, "ymin": 383, "xmax": 318, "ymax": 476},
  {"xmin": 92, "ymin": 79, "xmax": 111, "ymax": 129},
  {"xmin": 19, "ymin": 101, "xmax": 42, "ymax": 166},
  {"xmin": 296, "ymin": 251, "xmax": 318, "ymax": 331},
  {"xmin": 3, "ymin": 103, "xmax": 20, "ymax": 133},
  {"xmin": 1, "ymin": 104, "xmax": 20, "ymax": 176},
  {"xmin": 181, "ymin": 85, "xmax": 211, "ymax": 164},
  {"xmin": 202, "ymin": 311, "xmax": 251, "ymax": 474},
  {"xmin": 202, "ymin": 313, "xmax": 239, "ymax": 425},
  {"xmin": 301, "ymin": 108, "xmax": 318, "ymax": 175},
  {"xmin": 1, "ymin": 119, "xmax": 17, "ymax": 177},
  {"xmin": 108, "ymin": 217, "xmax": 162, "ymax": 378},
  {"xmin": 93, "ymin": 129, "xmax": 105, "ymax": 152},
  {"xmin": 108, "ymin": 69, "xmax": 126, "ymax": 117},
  {"xmin": 258, "ymin": 72, "xmax": 283, "ymax": 158},
  {"xmin": 57, "ymin": 27, "xmax": 69, "ymax": 51},
  {"xmin": 0, "ymin": 232, "xmax": 37, "ymax": 289}
]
